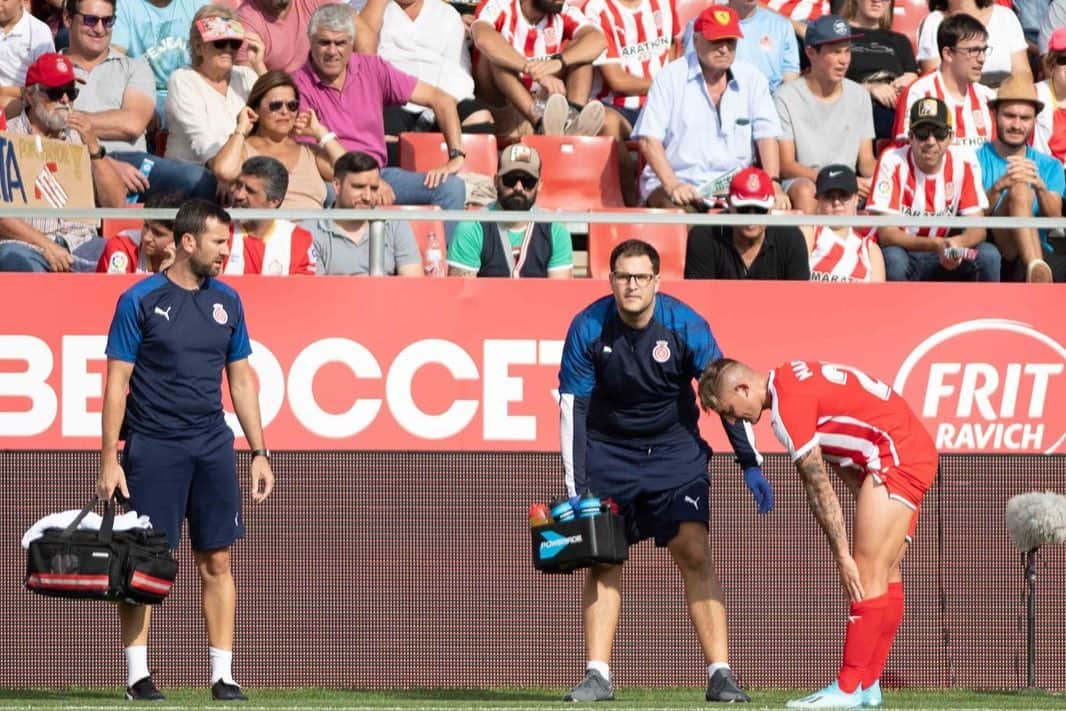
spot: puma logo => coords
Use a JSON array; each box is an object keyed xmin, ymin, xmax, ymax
[
  {"xmin": 154, "ymin": 306, "xmax": 171, "ymax": 321},
  {"xmin": 684, "ymin": 495, "xmax": 700, "ymax": 509}
]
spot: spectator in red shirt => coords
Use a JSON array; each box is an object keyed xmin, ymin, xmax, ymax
[
  {"xmin": 471, "ymin": 0, "xmax": 607, "ymax": 137},
  {"xmin": 223, "ymin": 156, "xmax": 317, "ymax": 275},
  {"xmin": 97, "ymin": 191, "xmax": 186, "ymax": 273}
]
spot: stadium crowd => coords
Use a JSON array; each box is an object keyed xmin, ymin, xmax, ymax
[{"xmin": 1, "ymin": 0, "xmax": 1065, "ymax": 281}]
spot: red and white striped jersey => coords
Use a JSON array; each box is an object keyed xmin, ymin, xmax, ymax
[
  {"xmin": 763, "ymin": 0, "xmax": 826, "ymax": 21},
  {"xmin": 97, "ymin": 230, "xmax": 152, "ymax": 274},
  {"xmin": 224, "ymin": 220, "xmax": 317, "ymax": 276},
  {"xmin": 893, "ymin": 72, "xmax": 995, "ymax": 150},
  {"xmin": 474, "ymin": 0, "xmax": 595, "ymax": 89},
  {"xmin": 586, "ymin": 0, "xmax": 677, "ymax": 109},
  {"xmin": 808, "ymin": 226, "xmax": 875, "ymax": 282},
  {"xmin": 866, "ymin": 145, "xmax": 987, "ymax": 237},
  {"xmin": 768, "ymin": 360, "xmax": 939, "ymax": 477}
]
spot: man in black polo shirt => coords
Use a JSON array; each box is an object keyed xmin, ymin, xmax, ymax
[{"xmin": 684, "ymin": 167, "xmax": 809, "ymax": 280}]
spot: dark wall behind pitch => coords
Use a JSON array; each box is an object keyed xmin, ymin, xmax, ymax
[{"xmin": 2, "ymin": 452, "xmax": 1062, "ymax": 691}]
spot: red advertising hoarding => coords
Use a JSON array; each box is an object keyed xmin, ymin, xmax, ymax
[{"xmin": 0, "ymin": 276, "xmax": 1062, "ymax": 454}]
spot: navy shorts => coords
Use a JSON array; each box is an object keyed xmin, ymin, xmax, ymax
[
  {"xmin": 122, "ymin": 425, "xmax": 244, "ymax": 551},
  {"xmin": 605, "ymin": 104, "xmax": 642, "ymax": 129},
  {"xmin": 586, "ymin": 436, "xmax": 711, "ymax": 547}
]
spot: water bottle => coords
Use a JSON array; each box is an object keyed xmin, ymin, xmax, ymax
[
  {"xmin": 528, "ymin": 502, "xmax": 551, "ymax": 528},
  {"xmin": 550, "ymin": 497, "xmax": 575, "ymax": 522},
  {"xmin": 578, "ymin": 491, "xmax": 602, "ymax": 518},
  {"xmin": 126, "ymin": 157, "xmax": 155, "ymax": 204},
  {"xmin": 424, "ymin": 231, "xmax": 442, "ymax": 276}
]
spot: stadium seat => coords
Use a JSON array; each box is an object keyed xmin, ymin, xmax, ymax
[
  {"xmin": 586, "ymin": 208, "xmax": 688, "ymax": 280},
  {"xmin": 379, "ymin": 205, "xmax": 447, "ymax": 277},
  {"xmin": 102, "ymin": 204, "xmax": 144, "ymax": 239},
  {"xmin": 520, "ymin": 135, "xmax": 625, "ymax": 210},
  {"xmin": 398, "ymin": 133, "xmax": 499, "ymax": 176},
  {"xmin": 676, "ymin": 0, "xmax": 711, "ymax": 31}
]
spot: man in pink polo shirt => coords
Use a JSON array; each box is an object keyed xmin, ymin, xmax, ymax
[
  {"xmin": 294, "ymin": 3, "xmax": 467, "ymax": 226},
  {"xmin": 237, "ymin": 0, "xmax": 385, "ymax": 74}
]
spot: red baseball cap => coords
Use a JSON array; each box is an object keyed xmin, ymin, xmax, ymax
[
  {"xmin": 25, "ymin": 53, "xmax": 83, "ymax": 89},
  {"xmin": 729, "ymin": 167, "xmax": 774, "ymax": 210},
  {"xmin": 693, "ymin": 6, "xmax": 744, "ymax": 42}
]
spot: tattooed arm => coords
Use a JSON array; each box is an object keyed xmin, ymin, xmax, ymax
[{"xmin": 797, "ymin": 446, "xmax": 865, "ymax": 601}]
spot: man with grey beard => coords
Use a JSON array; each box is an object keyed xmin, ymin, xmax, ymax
[{"xmin": 0, "ymin": 52, "xmax": 126, "ymax": 272}]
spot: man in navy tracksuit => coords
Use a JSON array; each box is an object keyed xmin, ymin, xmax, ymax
[
  {"xmin": 97, "ymin": 200, "xmax": 275, "ymax": 702},
  {"xmin": 558, "ymin": 239, "xmax": 773, "ymax": 703}
]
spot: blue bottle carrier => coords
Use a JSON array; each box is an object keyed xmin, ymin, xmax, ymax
[{"xmin": 530, "ymin": 513, "xmax": 629, "ymax": 574}]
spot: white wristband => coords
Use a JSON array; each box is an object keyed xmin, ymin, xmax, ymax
[{"xmin": 318, "ymin": 131, "xmax": 337, "ymax": 148}]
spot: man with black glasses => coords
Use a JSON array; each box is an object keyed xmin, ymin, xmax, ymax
[
  {"xmin": 893, "ymin": 13, "xmax": 995, "ymax": 156},
  {"xmin": 868, "ymin": 97, "xmax": 999, "ymax": 282},
  {"xmin": 447, "ymin": 144, "xmax": 573, "ymax": 278},
  {"xmin": 683, "ymin": 166, "xmax": 809, "ymax": 279},
  {"xmin": 557, "ymin": 237, "xmax": 772, "ymax": 703}
]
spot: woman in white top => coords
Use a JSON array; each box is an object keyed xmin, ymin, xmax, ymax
[
  {"xmin": 165, "ymin": 6, "xmax": 266, "ymax": 165},
  {"xmin": 1034, "ymin": 29, "xmax": 1066, "ymax": 167},
  {"xmin": 915, "ymin": 0, "xmax": 1030, "ymax": 87}
]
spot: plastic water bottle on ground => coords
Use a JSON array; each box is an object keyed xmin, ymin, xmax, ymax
[{"xmin": 424, "ymin": 231, "xmax": 442, "ymax": 276}]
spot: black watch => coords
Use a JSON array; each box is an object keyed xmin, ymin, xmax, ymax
[
  {"xmin": 89, "ymin": 145, "xmax": 107, "ymax": 160},
  {"xmin": 447, "ymin": 147, "xmax": 466, "ymax": 160},
  {"xmin": 251, "ymin": 448, "xmax": 271, "ymax": 461},
  {"xmin": 552, "ymin": 52, "xmax": 567, "ymax": 70}
]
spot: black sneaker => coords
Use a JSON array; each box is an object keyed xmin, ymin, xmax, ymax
[
  {"xmin": 211, "ymin": 680, "xmax": 248, "ymax": 702},
  {"xmin": 563, "ymin": 669, "xmax": 614, "ymax": 702},
  {"xmin": 706, "ymin": 668, "xmax": 751, "ymax": 703},
  {"xmin": 125, "ymin": 676, "xmax": 165, "ymax": 701}
]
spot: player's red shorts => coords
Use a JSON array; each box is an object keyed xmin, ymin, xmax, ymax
[{"xmin": 871, "ymin": 459, "xmax": 938, "ymax": 541}]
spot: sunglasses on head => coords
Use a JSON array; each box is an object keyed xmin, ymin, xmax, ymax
[
  {"xmin": 43, "ymin": 84, "xmax": 79, "ymax": 102},
  {"xmin": 735, "ymin": 205, "xmax": 769, "ymax": 215},
  {"xmin": 211, "ymin": 38, "xmax": 243, "ymax": 51},
  {"xmin": 75, "ymin": 12, "xmax": 115, "ymax": 28},
  {"xmin": 266, "ymin": 99, "xmax": 300, "ymax": 113},
  {"xmin": 500, "ymin": 172, "xmax": 537, "ymax": 189},
  {"xmin": 912, "ymin": 126, "xmax": 950, "ymax": 141},
  {"xmin": 1055, "ymin": 54, "xmax": 1066, "ymax": 66}
]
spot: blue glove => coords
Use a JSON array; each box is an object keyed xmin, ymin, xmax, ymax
[{"xmin": 743, "ymin": 466, "xmax": 774, "ymax": 514}]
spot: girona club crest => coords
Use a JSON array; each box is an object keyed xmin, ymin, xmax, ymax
[
  {"xmin": 213, "ymin": 303, "xmax": 229, "ymax": 325},
  {"xmin": 652, "ymin": 339, "xmax": 671, "ymax": 363}
]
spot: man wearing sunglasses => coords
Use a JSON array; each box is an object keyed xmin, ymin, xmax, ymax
[
  {"xmin": 62, "ymin": 0, "xmax": 218, "ymax": 204},
  {"xmin": 893, "ymin": 14, "xmax": 995, "ymax": 155},
  {"xmin": 446, "ymin": 144, "xmax": 573, "ymax": 277},
  {"xmin": 976, "ymin": 76, "xmax": 1064, "ymax": 283},
  {"xmin": 0, "ymin": 52, "xmax": 127, "ymax": 273},
  {"xmin": 868, "ymin": 96, "xmax": 1000, "ymax": 282},
  {"xmin": 683, "ymin": 167, "xmax": 810, "ymax": 279}
]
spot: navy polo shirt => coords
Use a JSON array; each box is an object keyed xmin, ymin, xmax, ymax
[{"xmin": 105, "ymin": 273, "xmax": 252, "ymax": 439}]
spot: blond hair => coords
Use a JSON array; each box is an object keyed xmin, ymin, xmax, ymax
[
  {"xmin": 697, "ymin": 358, "xmax": 743, "ymax": 414},
  {"xmin": 189, "ymin": 4, "xmax": 242, "ymax": 67}
]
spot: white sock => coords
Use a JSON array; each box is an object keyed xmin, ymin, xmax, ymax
[
  {"xmin": 125, "ymin": 645, "xmax": 150, "ymax": 688},
  {"xmin": 209, "ymin": 647, "xmax": 236, "ymax": 685},
  {"xmin": 586, "ymin": 660, "xmax": 610, "ymax": 680},
  {"xmin": 708, "ymin": 662, "xmax": 730, "ymax": 679}
]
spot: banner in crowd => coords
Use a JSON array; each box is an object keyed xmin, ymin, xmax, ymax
[
  {"xmin": 0, "ymin": 131, "xmax": 94, "ymax": 222},
  {"xmin": 0, "ymin": 276, "xmax": 1062, "ymax": 454}
]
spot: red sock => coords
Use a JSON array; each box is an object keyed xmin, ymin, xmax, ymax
[
  {"xmin": 862, "ymin": 582, "xmax": 905, "ymax": 688},
  {"xmin": 837, "ymin": 593, "xmax": 890, "ymax": 693}
]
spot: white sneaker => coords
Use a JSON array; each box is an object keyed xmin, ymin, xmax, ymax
[
  {"xmin": 861, "ymin": 681, "xmax": 882, "ymax": 707},
  {"xmin": 786, "ymin": 681, "xmax": 862, "ymax": 709},
  {"xmin": 1026, "ymin": 258, "xmax": 1053, "ymax": 283},
  {"xmin": 541, "ymin": 94, "xmax": 570, "ymax": 136}
]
